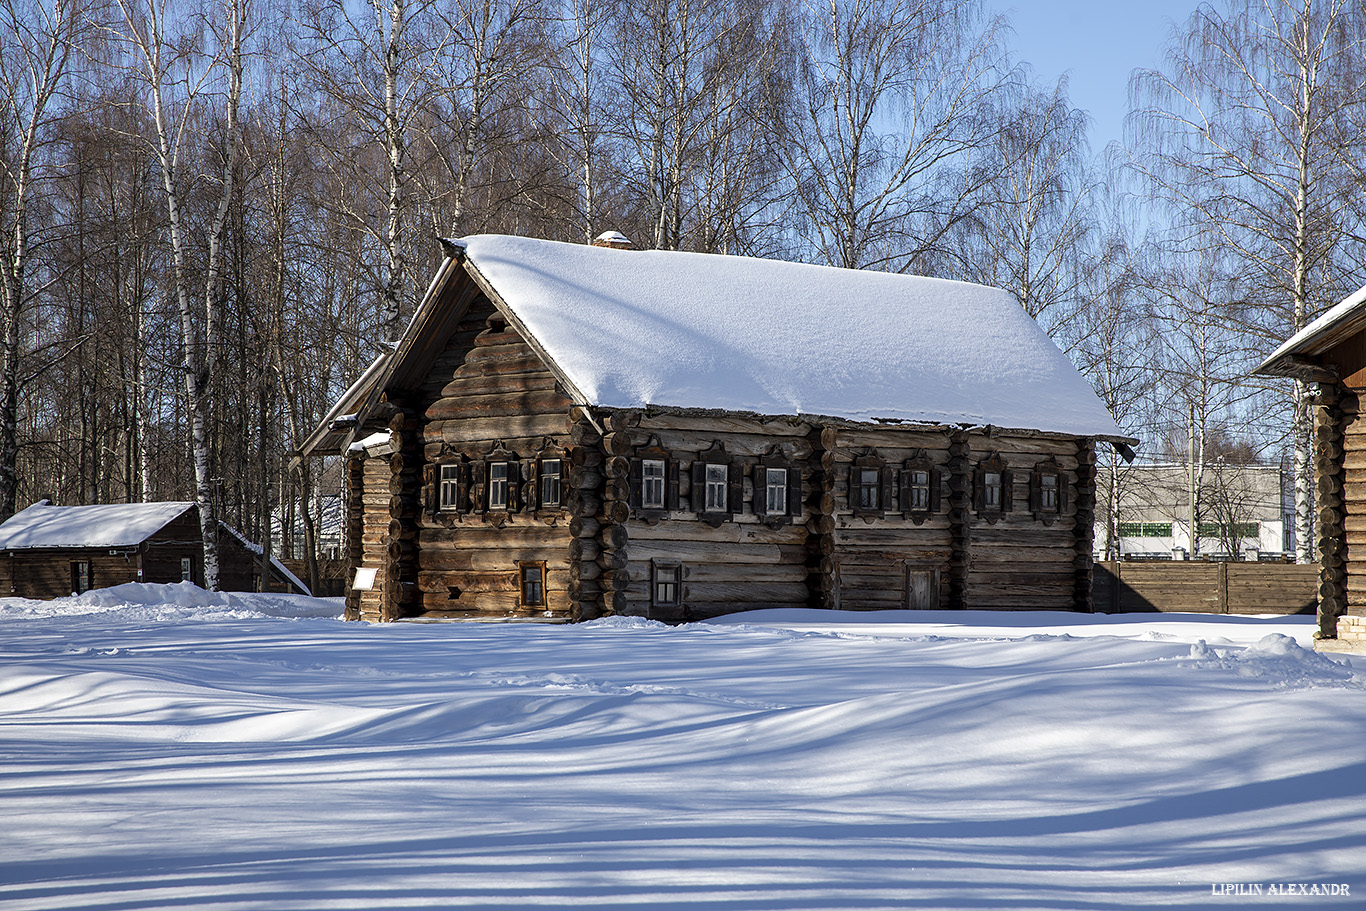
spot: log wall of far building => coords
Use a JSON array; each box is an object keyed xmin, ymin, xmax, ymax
[
  {"xmin": 961, "ymin": 434, "xmax": 1085, "ymax": 611},
  {"xmin": 412, "ymin": 297, "xmax": 576, "ymax": 620},
  {"xmin": 615, "ymin": 413, "xmax": 814, "ymax": 621}
]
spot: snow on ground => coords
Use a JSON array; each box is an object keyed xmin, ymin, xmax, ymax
[{"xmin": 1, "ymin": 585, "xmax": 1363, "ymax": 910}]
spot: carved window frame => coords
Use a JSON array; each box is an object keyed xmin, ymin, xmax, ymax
[
  {"xmin": 974, "ymin": 452, "xmax": 1013, "ymax": 522},
  {"xmin": 630, "ymin": 441, "xmax": 680, "ymax": 519},
  {"xmin": 1030, "ymin": 457, "xmax": 1066, "ymax": 525},
  {"xmin": 753, "ymin": 449, "xmax": 803, "ymax": 526},
  {"xmin": 518, "ymin": 561, "xmax": 547, "ymax": 607},
  {"xmin": 530, "ymin": 441, "xmax": 569, "ymax": 516},
  {"xmin": 691, "ymin": 442, "xmax": 742, "ymax": 527},
  {"xmin": 900, "ymin": 452, "xmax": 942, "ymax": 524},
  {"xmin": 850, "ymin": 452, "xmax": 892, "ymax": 518}
]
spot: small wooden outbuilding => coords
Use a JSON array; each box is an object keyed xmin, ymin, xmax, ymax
[
  {"xmin": 1257, "ymin": 284, "xmax": 1366, "ymax": 653},
  {"xmin": 0, "ymin": 500, "xmax": 310, "ymax": 598},
  {"xmin": 303, "ymin": 234, "xmax": 1133, "ymax": 623}
]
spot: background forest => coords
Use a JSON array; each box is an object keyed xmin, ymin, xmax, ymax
[{"xmin": 3, "ymin": 0, "xmax": 1365, "ymax": 590}]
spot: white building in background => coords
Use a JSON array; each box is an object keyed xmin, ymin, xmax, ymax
[{"xmin": 1094, "ymin": 462, "xmax": 1293, "ymax": 561}]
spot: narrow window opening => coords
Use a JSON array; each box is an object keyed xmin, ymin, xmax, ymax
[
  {"xmin": 488, "ymin": 461, "xmax": 509, "ymax": 509},
  {"xmin": 856, "ymin": 468, "xmax": 880, "ymax": 510},
  {"xmin": 439, "ymin": 464, "xmax": 461, "ymax": 510},
  {"xmin": 984, "ymin": 471, "xmax": 1002, "ymax": 510},
  {"xmin": 907, "ymin": 468, "xmax": 930, "ymax": 511},
  {"xmin": 652, "ymin": 562, "xmax": 681, "ymax": 606},
  {"xmin": 765, "ymin": 467, "xmax": 788, "ymax": 515},
  {"xmin": 704, "ymin": 463, "xmax": 728, "ymax": 512},
  {"xmin": 1040, "ymin": 473, "xmax": 1059, "ymax": 512},
  {"xmin": 642, "ymin": 459, "xmax": 666, "ymax": 509},
  {"xmin": 519, "ymin": 562, "xmax": 546, "ymax": 606},
  {"xmin": 540, "ymin": 459, "xmax": 563, "ymax": 508},
  {"xmin": 72, "ymin": 561, "xmax": 91, "ymax": 594}
]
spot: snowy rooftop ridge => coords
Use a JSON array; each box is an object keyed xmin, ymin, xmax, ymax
[
  {"xmin": 0, "ymin": 501, "xmax": 195, "ymax": 550},
  {"xmin": 453, "ymin": 234, "xmax": 1128, "ymax": 439}
]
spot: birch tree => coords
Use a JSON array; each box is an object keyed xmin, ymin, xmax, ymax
[
  {"xmin": 1130, "ymin": 0, "xmax": 1366, "ymax": 562},
  {"xmin": 0, "ymin": 0, "xmax": 79, "ymax": 521},
  {"xmin": 779, "ymin": 0, "xmax": 1007, "ymax": 271},
  {"xmin": 113, "ymin": 0, "xmax": 246, "ymax": 589}
]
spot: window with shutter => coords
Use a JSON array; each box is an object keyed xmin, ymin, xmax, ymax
[
  {"xmin": 540, "ymin": 459, "xmax": 563, "ymax": 508},
  {"xmin": 975, "ymin": 453, "xmax": 1011, "ymax": 521},
  {"xmin": 765, "ymin": 467, "xmax": 788, "ymax": 515},
  {"xmin": 705, "ymin": 463, "xmax": 728, "ymax": 511},
  {"xmin": 850, "ymin": 453, "xmax": 887, "ymax": 517}
]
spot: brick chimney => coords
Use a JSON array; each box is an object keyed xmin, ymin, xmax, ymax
[{"xmin": 591, "ymin": 231, "xmax": 634, "ymax": 250}]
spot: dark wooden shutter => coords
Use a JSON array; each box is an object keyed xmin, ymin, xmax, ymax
[
  {"xmin": 422, "ymin": 464, "xmax": 436, "ymax": 517},
  {"xmin": 972, "ymin": 467, "xmax": 983, "ymax": 512},
  {"xmin": 1002, "ymin": 469, "xmax": 1014, "ymax": 511},
  {"xmin": 629, "ymin": 458, "xmax": 643, "ymax": 509},
  {"xmin": 507, "ymin": 461, "xmax": 524, "ymax": 511},
  {"xmin": 788, "ymin": 467, "xmax": 803, "ymax": 517},
  {"xmin": 879, "ymin": 466, "xmax": 893, "ymax": 514},
  {"xmin": 529, "ymin": 459, "xmax": 542, "ymax": 510},
  {"xmin": 1059, "ymin": 473, "xmax": 1069, "ymax": 515},
  {"xmin": 471, "ymin": 460, "xmax": 487, "ymax": 514},
  {"xmin": 692, "ymin": 461, "xmax": 706, "ymax": 514},
  {"xmin": 1029, "ymin": 468, "xmax": 1041, "ymax": 514},
  {"xmin": 456, "ymin": 461, "xmax": 470, "ymax": 513},
  {"xmin": 929, "ymin": 467, "xmax": 942, "ymax": 512},
  {"xmin": 753, "ymin": 466, "xmax": 768, "ymax": 518},
  {"xmin": 666, "ymin": 459, "xmax": 680, "ymax": 510},
  {"xmin": 728, "ymin": 462, "xmax": 742, "ymax": 518}
]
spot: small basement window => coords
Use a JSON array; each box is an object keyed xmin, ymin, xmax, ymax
[
  {"xmin": 652, "ymin": 562, "xmax": 681, "ymax": 607},
  {"xmin": 642, "ymin": 459, "xmax": 666, "ymax": 509},
  {"xmin": 539, "ymin": 459, "xmax": 563, "ymax": 509},
  {"xmin": 519, "ymin": 562, "xmax": 546, "ymax": 606}
]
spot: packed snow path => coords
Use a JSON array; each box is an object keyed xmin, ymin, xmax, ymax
[{"xmin": 1, "ymin": 584, "xmax": 1362, "ymax": 910}]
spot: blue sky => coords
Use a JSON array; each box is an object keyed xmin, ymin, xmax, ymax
[{"xmin": 989, "ymin": 0, "xmax": 1202, "ymax": 153}]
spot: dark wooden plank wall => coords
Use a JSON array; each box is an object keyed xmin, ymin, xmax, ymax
[
  {"xmin": 414, "ymin": 296, "xmax": 575, "ymax": 620},
  {"xmin": 1094, "ymin": 561, "xmax": 1317, "ymax": 614},
  {"xmin": 2, "ymin": 550, "xmax": 141, "ymax": 598}
]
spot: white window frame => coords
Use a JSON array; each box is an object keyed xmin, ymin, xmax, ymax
[
  {"xmin": 642, "ymin": 459, "xmax": 666, "ymax": 509},
  {"xmin": 907, "ymin": 468, "xmax": 930, "ymax": 512},
  {"xmin": 540, "ymin": 459, "xmax": 563, "ymax": 508},
  {"xmin": 180, "ymin": 557, "xmax": 193, "ymax": 582},
  {"xmin": 704, "ymin": 463, "xmax": 728, "ymax": 512},
  {"xmin": 856, "ymin": 467, "xmax": 880, "ymax": 510},
  {"xmin": 984, "ymin": 471, "xmax": 1002, "ymax": 510},
  {"xmin": 488, "ymin": 461, "xmax": 509, "ymax": 509},
  {"xmin": 439, "ymin": 464, "xmax": 461, "ymax": 511},
  {"xmin": 1040, "ymin": 472, "xmax": 1059, "ymax": 512},
  {"xmin": 765, "ymin": 467, "xmax": 788, "ymax": 515}
]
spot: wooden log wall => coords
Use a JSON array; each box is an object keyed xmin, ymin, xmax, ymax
[
  {"xmin": 356, "ymin": 455, "xmax": 391, "ymax": 621},
  {"xmin": 386, "ymin": 405, "xmax": 422, "ymax": 620},
  {"xmin": 1332, "ymin": 384, "xmax": 1366, "ymax": 629},
  {"xmin": 961, "ymin": 433, "xmax": 1084, "ymax": 610},
  {"xmin": 617, "ymin": 411, "xmax": 814, "ymax": 621},
  {"xmin": 345, "ymin": 456, "xmax": 364, "ymax": 619},
  {"xmin": 1073, "ymin": 440, "xmax": 1097, "ymax": 612},
  {"xmin": 412, "ymin": 299, "xmax": 575, "ymax": 620},
  {"xmin": 946, "ymin": 429, "xmax": 972, "ymax": 610},
  {"xmin": 0, "ymin": 549, "xmax": 142, "ymax": 598},
  {"xmin": 829, "ymin": 426, "xmax": 953, "ymax": 610},
  {"xmin": 806, "ymin": 426, "xmax": 835, "ymax": 610}
]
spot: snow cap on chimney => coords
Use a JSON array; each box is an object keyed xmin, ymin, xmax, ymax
[{"xmin": 592, "ymin": 231, "xmax": 633, "ymax": 249}]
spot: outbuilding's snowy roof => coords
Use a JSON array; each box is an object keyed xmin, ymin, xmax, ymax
[
  {"xmin": 0, "ymin": 501, "xmax": 195, "ymax": 550},
  {"xmin": 454, "ymin": 235, "xmax": 1127, "ymax": 439}
]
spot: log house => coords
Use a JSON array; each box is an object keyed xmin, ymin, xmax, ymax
[
  {"xmin": 302, "ymin": 234, "xmax": 1133, "ymax": 622},
  {"xmin": 0, "ymin": 500, "xmax": 310, "ymax": 598},
  {"xmin": 1257, "ymin": 284, "xmax": 1366, "ymax": 653}
]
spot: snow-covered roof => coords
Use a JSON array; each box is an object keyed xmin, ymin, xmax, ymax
[
  {"xmin": 453, "ymin": 235, "xmax": 1127, "ymax": 439},
  {"xmin": 217, "ymin": 522, "xmax": 311, "ymax": 595},
  {"xmin": 0, "ymin": 501, "xmax": 195, "ymax": 550},
  {"xmin": 1258, "ymin": 283, "xmax": 1366, "ymax": 377}
]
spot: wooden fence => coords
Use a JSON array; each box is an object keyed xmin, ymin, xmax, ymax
[{"xmin": 1093, "ymin": 561, "xmax": 1318, "ymax": 615}]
